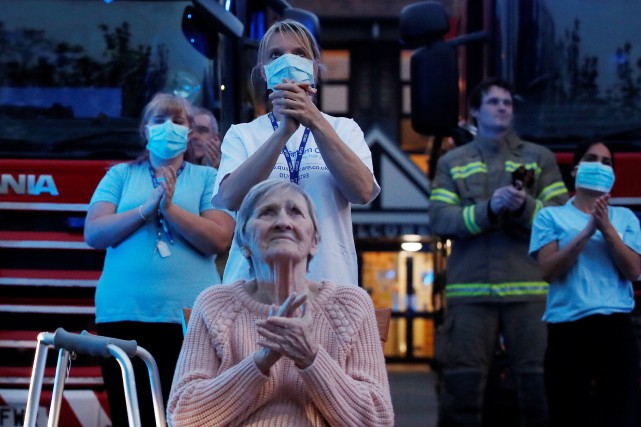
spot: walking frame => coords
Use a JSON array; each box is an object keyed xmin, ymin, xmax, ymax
[{"xmin": 23, "ymin": 327, "xmax": 167, "ymax": 427}]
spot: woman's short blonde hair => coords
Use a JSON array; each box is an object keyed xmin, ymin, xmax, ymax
[
  {"xmin": 235, "ymin": 180, "xmax": 321, "ymax": 268},
  {"xmin": 253, "ymin": 19, "xmax": 326, "ymax": 85}
]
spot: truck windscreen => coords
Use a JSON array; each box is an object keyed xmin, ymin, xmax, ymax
[
  {"xmin": 0, "ymin": 0, "xmax": 209, "ymax": 160},
  {"xmin": 506, "ymin": 0, "xmax": 641, "ymax": 144}
]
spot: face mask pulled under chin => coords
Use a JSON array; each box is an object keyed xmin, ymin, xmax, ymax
[
  {"xmin": 263, "ymin": 53, "xmax": 315, "ymax": 90},
  {"xmin": 146, "ymin": 120, "xmax": 188, "ymax": 159},
  {"xmin": 575, "ymin": 161, "xmax": 615, "ymax": 193}
]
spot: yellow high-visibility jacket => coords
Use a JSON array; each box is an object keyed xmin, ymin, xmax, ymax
[{"xmin": 428, "ymin": 131, "xmax": 569, "ymax": 304}]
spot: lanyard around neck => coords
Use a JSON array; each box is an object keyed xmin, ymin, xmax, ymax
[
  {"xmin": 148, "ymin": 161, "xmax": 186, "ymax": 188},
  {"xmin": 269, "ymin": 112, "xmax": 310, "ymax": 185},
  {"xmin": 147, "ymin": 161, "xmax": 186, "ymax": 244}
]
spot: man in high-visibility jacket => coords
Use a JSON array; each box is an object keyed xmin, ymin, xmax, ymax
[{"xmin": 429, "ymin": 78, "xmax": 569, "ymax": 427}]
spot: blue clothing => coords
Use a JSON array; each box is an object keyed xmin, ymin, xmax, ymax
[
  {"xmin": 529, "ymin": 197, "xmax": 641, "ymax": 323},
  {"xmin": 90, "ymin": 161, "xmax": 227, "ymax": 324}
]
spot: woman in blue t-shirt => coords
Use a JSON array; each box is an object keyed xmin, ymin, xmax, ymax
[
  {"xmin": 529, "ymin": 141, "xmax": 641, "ymax": 427},
  {"xmin": 84, "ymin": 93, "xmax": 234, "ymax": 426}
]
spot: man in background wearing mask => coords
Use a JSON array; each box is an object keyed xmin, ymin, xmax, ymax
[
  {"xmin": 187, "ymin": 107, "xmax": 222, "ymax": 169},
  {"xmin": 428, "ymin": 78, "xmax": 569, "ymax": 427},
  {"xmin": 212, "ymin": 19, "xmax": 380, "ymax": 286}
]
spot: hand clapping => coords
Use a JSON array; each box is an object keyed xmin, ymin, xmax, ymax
[
  {"xmin": 269, "ymin": 79, "xmax": 319, "ymax": 133},
  {"xmin": 203, "ymin": 140, "xmax": 221, "ymax": 168},
  {"xmin": 591, "ymin": 193, "xmax": 611, "ymax": 232},
  {"xmin": 255, "ymin": 292, "xmax": 319, "ymax": 371},
  {"xmin": 156, "ymin": 165, "xmax": 177, "ymax": 212}
]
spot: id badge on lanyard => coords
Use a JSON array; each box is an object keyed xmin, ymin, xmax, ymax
[
  {"xmin": 148, "ymin": 162, "xmax": 186, "ymax": 257},
  {"xmin": 269, "ymin": 112, "xmax": 310, "ymax": 185}
]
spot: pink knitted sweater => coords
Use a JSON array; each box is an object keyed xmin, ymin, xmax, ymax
[{"xmin": 167, "ymin": 280, "xmax": 394, "ymax": 426}]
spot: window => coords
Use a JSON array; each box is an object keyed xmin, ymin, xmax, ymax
[{"xmin": 320, "ymin": 50, "xmax": 350, "ymax": 115}]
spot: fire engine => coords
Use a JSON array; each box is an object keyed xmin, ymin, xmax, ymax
[
  {"xmin": 1, "ymin": 0, "xmax": 641, "ymax": 425},
  {"xmin": 0, "ymin": 0, "xmax": 310, "ymax": 424}
]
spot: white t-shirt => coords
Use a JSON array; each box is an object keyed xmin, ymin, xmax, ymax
[{"xmin": 213, "ymin": 113, "xmax": 380, "ymax": 286}]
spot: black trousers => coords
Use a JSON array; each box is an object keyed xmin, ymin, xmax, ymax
[
  {"xmin": 97, "ymin": 322, "xmax": 183, "ymax": 427},
  {"xmin": 545, "ymin": 313, "xmax": 641, "ymax": 427}
]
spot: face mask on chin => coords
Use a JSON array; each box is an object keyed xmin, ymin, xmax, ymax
[
  {"xmin": 263, "ymin": 53, "xmax": 315, "ymax": 90},
  {"xmin": 146, "ymin": 120, "xmax": 189, "ymax": 159},
  {"xmin": 575, "ymin": 161, "xmax": 615, "ymax": 193}
]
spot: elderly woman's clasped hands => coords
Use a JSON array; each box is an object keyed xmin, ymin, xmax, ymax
[{"xmin": 255, "ymin": 292, "xmax": 319, "ymax": 372}]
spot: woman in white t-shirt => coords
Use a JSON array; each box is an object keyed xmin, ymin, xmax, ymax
[
  {"xmin": 529, "ymin": 141, "xmax": 641, "ymax": 427},
  {"xmin": 213, "ymin": 19, "xmax": 380, "ymax": 286}
]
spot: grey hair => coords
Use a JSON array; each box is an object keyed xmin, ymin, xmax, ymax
[
  {"xmin": 192, "ymin": 106, "xmax": 219, "ymax": 134},
  {"xmin": 235, "ymin": 180, "xmax": 321, "ymax": 267}
]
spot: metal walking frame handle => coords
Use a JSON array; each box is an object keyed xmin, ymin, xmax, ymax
[{"xmin": 23, "ymin": 328, "xmax": 167, "ymax": 427}]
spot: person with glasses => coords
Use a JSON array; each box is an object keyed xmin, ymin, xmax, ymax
[{"xmin": 186, "ymin": 106, "xmax": 222, "ymax": 169}]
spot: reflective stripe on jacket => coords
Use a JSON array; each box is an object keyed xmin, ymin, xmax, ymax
[{"xmin": 428, "ymin": 132, "xmax": 569, "ymax": 304}]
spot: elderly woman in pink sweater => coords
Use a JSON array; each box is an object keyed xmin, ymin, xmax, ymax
[{"xmin": 166, "ymin": 179, "xmax": 393, "ymax": 426}]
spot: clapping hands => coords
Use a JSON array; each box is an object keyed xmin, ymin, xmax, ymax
[
  {"xmin": 584, "ymin": 193, "xmax": 611, "ymax": 235},
  {"xmin": 269, "ymin": 79, "xmax": 319, "ymax": 134},
  {"xmin": 254, "ymin": 292, "xmax": 319, "ymax": 373}
]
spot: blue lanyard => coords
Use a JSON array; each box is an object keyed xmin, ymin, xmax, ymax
[
  {"xmin": 149, "ymin": 162, "xmax": 186, "ymax": 188},
  {"xmin": 269, "ymin": 112, "xmax": 310, "ymax": 184},
  {"xmin": 147, "ymin": 162, "xmax": 186, "ymax": 244}
]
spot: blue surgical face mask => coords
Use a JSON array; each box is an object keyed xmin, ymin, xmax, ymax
[
  {"xmin": 575, "ymin": 161, "xmax": 615, "ymax": 193},
  {"xmin": 146, "ymin": 120, "xmax": 188, "ymax": 159},
  {"xmin": 263, "ymin": 53, "xmax": 315, "ymax": 90}
]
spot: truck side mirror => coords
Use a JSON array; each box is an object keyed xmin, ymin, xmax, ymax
[{"xmin": 400, "ymin": 1, "xmax": 459, "ymax": 136}]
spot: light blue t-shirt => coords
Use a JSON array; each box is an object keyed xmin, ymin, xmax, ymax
[
  {"xmin": 529, "ymin": 197, "xmax": 641, "ymax": 323},
  {"xmin": 90, "ymin": 161, "xmax": 228, "ymax": 324}
]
